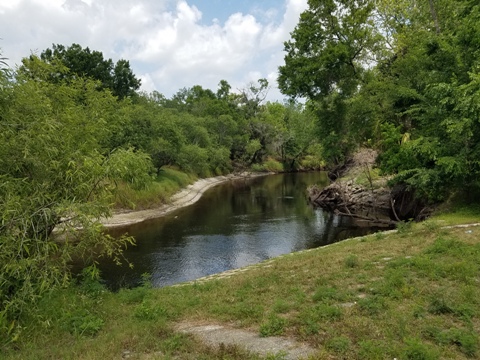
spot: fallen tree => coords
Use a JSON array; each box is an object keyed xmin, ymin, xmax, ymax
[{"xmin": 308, "ymin": 149, "xmax": 432, "ymax": 225}]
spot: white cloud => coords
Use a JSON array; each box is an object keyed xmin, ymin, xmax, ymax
[
  {"xmin": 0, "ymin": 0, "xmax": 308, "ymax": 101},
  {"xmin": 139, "ymin": 73, "xmax": 156, "ymax": 93}
]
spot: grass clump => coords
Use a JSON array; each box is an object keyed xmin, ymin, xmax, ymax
[
  {"xmin": 401, "ymin": 338, "xmax": 440, "ymax": 360},
  {"xmin": 325, "ymin": 335, "xmax": 351, "ymax": 354},
  {"xmin": 113, "ymin": 166, "xmax": 195, "ymax": 210},
  {"xmin": 396, "ymin": 220, "xmax": 414, "ymax": 235},
  {"xmin": 259, "ymin": 314, "xmax": 287, "ymax": 337},
  {"xmin": 312, "ymin": 285, "xmax": 340, "ymax": 302},
  {"xmin": 345, "ymin": 254, "xmax": 360, "ymax": 268},
  {"xmin": 424, "ymin": 326, "xmax": 479, "ymax": 357},
  {"xmin": 61, "ymin": 309, "xmax": 104, "ymax": 336},
  {"xmin": 251, "ymin": 158, "xmax": 284, "ymax": 172}
]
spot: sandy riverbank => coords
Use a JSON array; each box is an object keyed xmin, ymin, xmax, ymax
[{"xmin": 102, "ymin": 172, "xmax": 270, "ymax": 229}]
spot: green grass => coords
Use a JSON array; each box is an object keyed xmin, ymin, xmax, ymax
[
  {"xmin": 113, "ymin": 166, "xmax": 196, "ymax": 210},
  {"xmin": 353, "ymin": 167, "xmax": 384, "ymax": 188},
  {"xmin": 428, "ymin": 190, "xmax": 480, "ymax": 226},
  {"xmin": 430, "ymin": 206, "xmax": 480, "ymax": 226},
  {"xmin": 2, "ymin": 212, "xmax": 480, "ymax": 359},
  {"xmin": 251, "ymin": 158, "xmax": 284, "ymax": 173}
]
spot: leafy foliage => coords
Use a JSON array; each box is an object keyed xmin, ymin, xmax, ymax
[
  {"xmin": 279, "ymin": 0, "xmax": 480, "ymax": 202},
  {"xmin": 23, "ymin": 43, "xmax": 141, "ymax": 99},
  {"xmin": 0, "ymin": 60, "xmax": 149, "ymax": 342}
]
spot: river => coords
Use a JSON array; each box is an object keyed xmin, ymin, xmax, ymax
[{"xmin": 100, "ymin": 172, "xmax": 378, "ymax": 289}]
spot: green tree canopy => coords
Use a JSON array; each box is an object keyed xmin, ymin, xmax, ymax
[
  {"xmin": 279, "ymin": 0, "xmax": 480, "ymax": 201},
  {"xmin": 22, "ymin": 43, "xmax": 141, "ymax": 99}
]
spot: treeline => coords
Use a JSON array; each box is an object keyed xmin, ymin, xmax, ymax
[
  {"xmin": 17, "ymin": 44, "xmax": 324, "ymax": 178},
  {"xmin": 0, "ymin": 43, "xmax": 322, "ymax": 340},
  {"xmin": 279, "ymin": 0, "xmax": 480, "ymax": 203}
]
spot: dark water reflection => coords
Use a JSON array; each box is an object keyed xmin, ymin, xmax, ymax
[{"xmin": 100, "ymin": 172, "xmax": 378, "ymax": 289}]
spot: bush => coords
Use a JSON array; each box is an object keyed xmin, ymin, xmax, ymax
[
  {"xmin": 300, "ymin": 154, "xmax": 325, "ymax": 170},
  {"xmin": 251, "ymin": 158, "xmax": 284, "ymax": 173},
  {"xmin": 177, "ymin": 144, "xmax": 209, "ymax": 177}
]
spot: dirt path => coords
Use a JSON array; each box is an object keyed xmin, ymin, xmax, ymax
[
  {"xmin": 176, "ymin": 322, "xmax": 317, "ymax": 360},
  {"xmin": 102, "ymin": 173, "xmax": 269, "ymax": 229}
]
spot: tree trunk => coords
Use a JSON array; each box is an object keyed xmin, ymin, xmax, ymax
[{"xmin": 429, "ymin": 0, "xmax": 440, "ymax": 34}]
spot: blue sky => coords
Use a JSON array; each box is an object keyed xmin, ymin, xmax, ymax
[
  {"xmin": 0, "ymin": 0, "xmax": 308, "ymax": 101},
  {"xmin": 190, "ymin": 0, "xmax": 286, "ymax": 24}
]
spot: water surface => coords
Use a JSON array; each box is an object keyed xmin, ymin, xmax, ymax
[{"xmin": 101, "ymin": 172, "xmax": 375, "ymax": 289}]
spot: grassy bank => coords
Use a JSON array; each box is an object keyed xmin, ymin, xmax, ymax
[
  {"xmin": 113, "ymin": 167, "xmax": 196, "ymax": 210},
  {"xmin": 3, "ymin": 211, "xmax": 480, "ymax": 359}
]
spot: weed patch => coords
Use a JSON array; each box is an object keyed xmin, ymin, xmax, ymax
[
  {"xmin": 61, "ymin": 309, "xmax": 104, "ymax": 336},
  {"xmin": 345, "ymin": 254, "xmax": 360, "ymax": 268},
  {"xmin": 260, "ymin": 315, "xmax": 287, "ymax": 337},
  {"xmin": 312, "ymin": 286, "xmax": 341, "ymax": 302},
  {"xmin": 325, "ymin": 336, "xmax": 351, "ymax": 354},
  {"xmin": 424, "ymin": 326, "xmax": 479, "ymax": 357},
  {"xmin": 402, "ymin": 338, "xmax": 440, "ymax": 360},
  {"xmin": 357, "ymin": 295, "xmax": 387, "ymax": 316},
  {"xmin": 396, "ymin": 220, "xmax": 413, "ymax": 235},
  {"xmin": 358, "ymin": 340, "xmax": 392, "ymax": 359},
  {"xmin": 133, "ymin": 300, "xmax": 168, "ymax": 321}
]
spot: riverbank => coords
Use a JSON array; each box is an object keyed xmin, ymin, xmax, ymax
[
  {"xmin": 308, "ymin": 148, "xmax": 430, "ymax": 224},
  {"xmin": 4, "ymin": 217, "xmax": 479, "ymax": 359},
  {"xmin": 103, "ymin": 172, "xmax": 271, "ymax": 228}
]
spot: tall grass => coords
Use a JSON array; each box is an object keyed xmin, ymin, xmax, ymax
[{"xmin": 113, "ymin": 167, "xmax": 196, "ymax": 210}]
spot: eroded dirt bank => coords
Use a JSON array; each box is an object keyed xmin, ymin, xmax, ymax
[{"xmin": 308, "ymin": 149, "xmax": 430, "ymax": 224}]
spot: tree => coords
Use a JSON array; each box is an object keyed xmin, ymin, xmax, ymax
[
  {"xmin": 369, "ymin": 0, "xmax": 480, "ymax": 201},
  {"xmin": 23, "ymin": 43, "xmax": 141, "ymax": 99},
  {"xmin": 278, "ymin": 0, "xmax": 379, "ymax": 162},
  {"xmin": 217, "ymin": 79, "xmax": 232, "ymax": 100},
  {"xmin": 282, "ymin": 102, "xmax": 319, "ymax": 170},
  {"xmin": 0, "ymin": 61, "xmax": 152, "ymax": 341},
  {"xmin": 278, "ymin": 0, "xmax": 378, "ymax": 100},
  {"xmin": 279, "ymin": 0, "xmax": 480, "ymax": 201},
  {"xmin": 0, "ymin": 50, "xmax": 9, "ymax": 76},
  {"xmin": 237, "ymin": 78, "xmax": 270, "ymax": 119}
]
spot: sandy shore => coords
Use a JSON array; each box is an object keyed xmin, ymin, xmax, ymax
[{"xmin": 102, "ymin": 172, "xmax": 270, "ymax": 229}]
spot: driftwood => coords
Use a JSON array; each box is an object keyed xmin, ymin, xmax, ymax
[
  {"xmin": 333, "ymin": 210, "xmax": 398, "ymax": 226},
  {"xmin": 311, "ymin": 180, "xmax": 390, "ymax": 208},
  {"xmin": 309, "ymin": 180, "xmax": 430, "ymax": 224}
]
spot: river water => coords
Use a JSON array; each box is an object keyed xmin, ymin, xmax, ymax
[{"xmin": 100, "ymin": 172, "xmax": 377, "ymax": 289}]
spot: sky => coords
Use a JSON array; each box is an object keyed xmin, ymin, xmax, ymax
[{"xmin": 0, "ymin": 0, "xmax": 308, "ymax": 101}]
